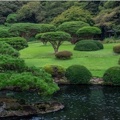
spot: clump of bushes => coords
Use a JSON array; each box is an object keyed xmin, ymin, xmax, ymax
[
  {"xmin": 44, "ymin": 65, "xmax": 65, "ymax": 78},
  {"xmin": 0, "ymin": 55, "xmax": 26, "ymax": 72},
  {"xmin": 0, "ymin": 28, "xmax": 11, "ymax": 38},
  {"xmin": 0, "ymin": 41, "xmax": 19, "ymax": 57},
  {"xmin": 0, "ymin": 72, "xmax": 59, "ymax": 95},
  {"xmin": 65, "ymin": 65, "xmax": 92, "ymax": 84},
  {"xmin": 103, "ymin": 66, "xmax": 120, "ymax": 85},
  {"xmin": 0, "ymin": 37, "xmax": 28, "ymax": 50},
  {"xmin": 113, "ymin": 45, "xmax": 120, "ymax": 53},
  {"xmin": 55, "ymin": 51, "xmax": 73, "ymax": 60},
  {"xmin": 74, "ymin": 40, "xmax": 103, "ymax": 51}
]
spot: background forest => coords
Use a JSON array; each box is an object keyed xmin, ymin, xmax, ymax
[{"xmin": 0, "ymin": 1, "xmax": 120, "ymax": 39}]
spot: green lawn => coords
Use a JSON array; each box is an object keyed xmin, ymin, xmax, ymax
[{"xmin": 20, "ymin": 41, "xmax": 120, "ymax": 77}]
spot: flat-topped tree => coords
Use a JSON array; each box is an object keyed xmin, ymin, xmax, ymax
[
  {"xmin": 76, "ymin": 26, "xmax": 101, "ymax": 39},
  {"xmin": 36, "ymin": 31, "xmax": 71, "ymax": 53},
  {"xmin": 57, "ymin": 21, "xmax": 89, "ymax": 43},
  {"xmin": 9, "ymin": 23, "xmax": 56, "ymax": 41}
]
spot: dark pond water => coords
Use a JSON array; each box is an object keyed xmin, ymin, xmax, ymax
[{"xmin": 0, "ymin": 85, "xmax": 120, "ymax": 120}]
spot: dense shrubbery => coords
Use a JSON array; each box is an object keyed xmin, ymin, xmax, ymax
[
  {"xmin": 0, "ymin": 55, "xmax": 26, "ymax": 72},
  {"xmin": 44, "ymin": 65, "xmax": 65, "ymax": 78},
  {"xmin": 0, "ymin": 28, "xmax": 11, "ymax": 38},
  {"xmin": 0, "ymin": 72, "xmax": 59, "ymax": 95},
  {"xmin": 74, "ymin": 40, "xmax": 103, "ymax": 51},
  {"xmin": 55, "ymin": 51, "xmax": 73, "ymax": 60},
  {"xmin": 65, "ymin": 65, "xmax": 92, "ymax": 84},
  {"xmin": 0, "ymin": 37, "xmax": 28, "ymax": 50},
  {"xmin": 103, "ymin": 66, "xmax": 120, "ymax": 85},
  {"xmin": 0, "ymin": 41, "xmax": 19, "ymax": 57},
  {"xmin": 113, "ymin": 45, "xmax": 120, "ymax": 53}
]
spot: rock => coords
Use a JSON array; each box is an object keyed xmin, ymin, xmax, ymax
[
  {"xmin": 90, "ymin": 77, "xmax": 104, "ymax": 84},
  {"xmin": 0, "ymin": 98, "xmax": 64, "ymax": 118}
]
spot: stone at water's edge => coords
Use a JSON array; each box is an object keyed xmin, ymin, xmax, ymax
[{"xmin": 0, "ymin": 98, "xmax": 64, "ymax": 117}]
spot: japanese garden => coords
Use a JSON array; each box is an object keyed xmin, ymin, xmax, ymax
[{"xmin": 0, "ymin": 1, "xmax": 120, "ymax": 119}]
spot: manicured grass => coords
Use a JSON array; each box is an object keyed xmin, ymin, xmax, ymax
[{"xmin": 20, "ymin": 41, "xmax": 120, "ymax": 77}]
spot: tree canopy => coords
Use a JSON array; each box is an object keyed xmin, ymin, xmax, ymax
[{"xmin": 36, "ymin": 31, "xmax": 71, "ymax": 53}]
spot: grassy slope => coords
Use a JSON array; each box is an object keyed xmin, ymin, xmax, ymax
[{"xmin": 20, "ymin": 41, "xmax": 120, "ymax": 77}]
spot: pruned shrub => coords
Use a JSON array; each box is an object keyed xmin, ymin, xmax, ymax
[
  {"xmin": 74, "ymin": 40, "xmax": 103, "ymax": 51},
  {"xmin": 76, "ymin": 26, "xmax": 101, "ymax": 39},
  {"xmin": 0, "ymin": 72, "xmax": 59, "ymax": 95},
  {"xmin": 0, "ymin": 28, "xmax": 11, "ymax": 38},
  {"xmin": 44, "ymin": 65, "xmax": 65, "ymax": 78},
  {"xmin": 0, "ymin": 37, "xmax": 28, "ymax": 50},
  {"xmin": 65, "ymin": 65, "xmax": 92, "ymax": 84},
  {"xmin": 113, "ymin": 45, "xmax": 120, "ymax": 53},
  {"xmin": 0, "ymin": 55, "xmax": 25, "ymax": 72},
  {"xmin": 0, "ymin": 41, "xmax": 19, "ymax": 57},
  {"xmin": 55, "ymin": 51, "xmax": 73, "ymax": 59},
  {"xmin": 103, "ymin": 66, "xmax": 120, "ymax": 85}
]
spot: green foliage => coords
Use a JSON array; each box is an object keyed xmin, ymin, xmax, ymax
[
  {"xmin": 65, "ymin": 65, "xmax": 92, "ymax": 84},
  {"xmin": 44, "ymin": 65, "xmax": 65, "ymax": 78},
  {"xmin": 9, "ymin": 23, "xmax": 56, "ymax": 40},
  {"xmin": 57, "ymin": 21, "xmax": 89, "ymax": 36},
  {"xmin": 0, "ymin": 41, "xmax": 19, "ymax": 57},
  {"xmin": 6, "ymin": 14, "xmax": 17, "ymax": 23},
  {"xmin": 74, "ymin": 40, "xmax": 103, "ymax": 51},
  {"xmin": 37, "ymin": 31, "xmax": 71, "ymax": 53},
  {"xmin": 0, "ymin": 55, "xmax": 25, "ymax": 72},
  {"xmin": 0, "ymin": 72, "xmax": 59, "ymax": 95},
  {"xmin": 0, "ymin": 1, "xmax": 26, "ymax": 24},
  {"xmin": 118, "ymin": 58, "xmax": 120, "ymax": 65},
  {"xmin": 52, "ymin": 6, "xmax": 93, "ymax": 25},
  {"xmin": 40, "ymin": 31, "xmax": 71, "ymax": 42},
  {"xmin": 76, "ymin": 26, "xmax": 101, "ymax": 39},
  {"xmin": 103, "ymin": 66, "xmax": 120, "ymax": 85},
  {"xmin": 0, "ymin": 37, "xmax": 28, "ymax": 50},
  {"xmin": 55, "ymin": 51, "xmax": 73, "ymax": 60},
  {"xmin": 113, "ymin": 45, "xmax": 120, "ymax": 54},
  {"xmin": 0, "ymin": 28, "xmax": 11, "ymax": 38}
]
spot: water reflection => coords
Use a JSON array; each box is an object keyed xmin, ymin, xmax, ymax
[{"xmin": 0, "ymin": 85, "xmax": 120, "ymax": 120}]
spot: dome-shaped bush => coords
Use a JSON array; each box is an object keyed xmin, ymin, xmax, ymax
[
  {"xmin": 0, "ymin": 41, "xmax": 19, "ymax": 57},
  {"xmin": 55, "ymin": 51, "xmax": 73, "ymax": 60},
  {"xmin": 44, "ymin": 65, "xmax": 65, "ymax": 78},
  {"xmin": 65, "ymin": 65, "xmax": 92, "ymax": 84},
  {"xmin": 74, "ymin": 40, "xmax": 103, "ymax": 51},
  {"xmin": 113, "ymin": 45, "xmax": 120, "ymax": 53},
  {"xmin": 103, "ymin": 66, "xmax": 120, "ymax": 85}
]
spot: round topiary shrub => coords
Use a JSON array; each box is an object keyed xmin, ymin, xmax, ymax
[
  {"xmin": 65, "ymin": 65, "xmax": 92, "ymax": 84},
  {"xmin": 103, "ymin": 66, "xmax": 120, "ymax": 85},
  {"xmin": 44, "ymin": 65, "xmax": 65, "ymax": 78},
  {"xmin": 0, "ymin": 41, "xmax": 19, "ymax": 57},
  {"xmin": 113, "ymin": 45, "xmax": 120, "ymax": 53},
  {"xmin": 74, "ymin": 40, "xmax": 103, "ymax": 51},
  {"xmin": 55, "ymin": 51, "xmax": 73, "ymax": 60},
  {"xmin": 0, "ymin": 55, "xmax": 25, "ymax": 72}
]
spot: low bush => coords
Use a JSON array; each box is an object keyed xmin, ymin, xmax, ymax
[
  {"xmin": 0, "ymin": 28, "xmax": 11, "ymax": 38},
  {"xmin": 55, "ymin": 51, "xmax": 73, "ymax": 59},
  {"xmin": 44, "ymin": 65, "xmax": 65, "ymax": 78},
  {"xmin": 0, "ymin": 37, "xmax": 28, "ymax": 50},
  {"xmin": 0, "ymin": 41, "xmax": 19, "ymax": 57},
  {"xmin": 103, "ymin": 66, "xmax": 120, "ymax": 85},
  {"xmin": 65, "ymin": 65, "xmax": 92, "ymax": 84},
  {"xmin": 113, "ymin": 45, "xmax": 120, "ymax": 53},
  {"xmin": 74, "ymin": 40, "xmax": 103, "ymax": 51},
  {"xmin": 0, "ymin": 72, "xmax": 59, "ymax": 95},
  {"xmin": 0, "ymin": 55, "xmax": 25, "ymax": 72}
]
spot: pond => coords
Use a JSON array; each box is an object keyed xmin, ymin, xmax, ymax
[{"xmin": 0, "ymin": 85, "xmax": 120, "ymax": 120}]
